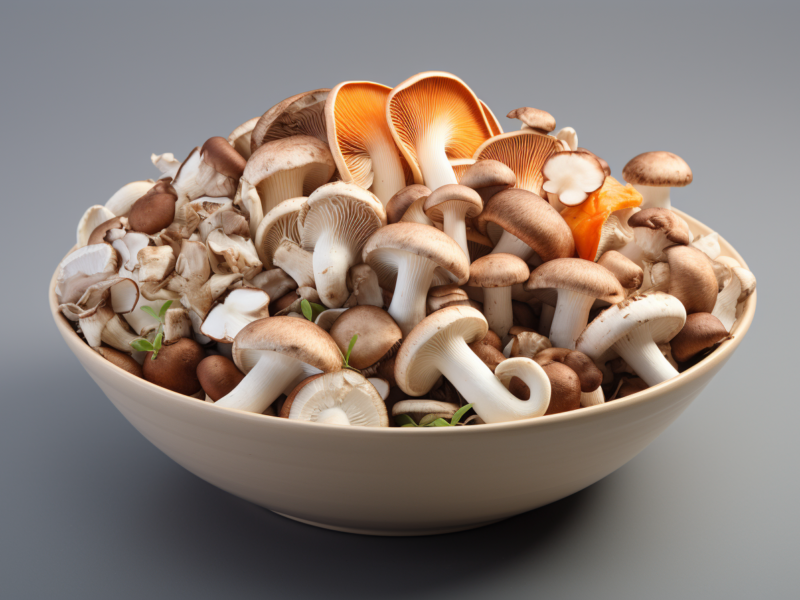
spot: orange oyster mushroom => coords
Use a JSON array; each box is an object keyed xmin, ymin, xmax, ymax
[
  {"xmin": 479, "ymin": 100, "xmax": 504, "ymax": 136},
  {"xmin": 473, "ymin": 130, "xmax": 563, "ymax": 195},
  {"xmin": 387, "ymin": 72, "xmax": 493, "ymax": 191},
  {"xmin": 560, "ymin": 176, "xmax": 643, "ymax": 262}
]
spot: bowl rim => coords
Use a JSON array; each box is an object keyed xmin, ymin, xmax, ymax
[{"xmin": 50, "ymin": 208, "xmax": 757, "ymax": 436}]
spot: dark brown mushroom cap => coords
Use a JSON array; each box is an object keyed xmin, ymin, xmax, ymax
[
  {"xmin": 628, "ymin": 208, "xmax": 691, "ymax": 246},
  {"xmin": 386, "ymin": 184, "xmax": 431, "ymax": 224},
  {"xmin": 533, "ymin": 348, "xmax": 602, "ymax": 393},
  {"xmin": 143, "ymin": 338, "xmax": 205, "ymax": 396},
  {"xmin": 670, "ymin": 313, "xmax": 729, "ymax": 362},
  {"xmin": 88, "ymin": 217, "xmax": 126, "ymax": 246},
  {"xmin": 525, "ymin": 258, "xmax": 626, "ymax": 307},
  {"xmin": 233, "ymin": 316, "xmax": 343, "ymax": 375},
  {"xmin": 270, "ymin": 291, "xmax": 298, "ymax": 315},
  {"xmin": 664, "ymin": 246, "xmax": 719, "ymax": 314},
  {"xmin": 468, "ymin": 339, "xmax": 505, "ymax": 372},
  {"xmin": 97, "ymin": 346, "xmax": 143, "ymax": 378},
  {"xmin": 577, "ymin": 148, "xmax": 611, "ymax": 177},
  {"xmin": 458, "ymin": 159, "xmax": 516, "ymax": 202},
  {"xmin": 328, "ymin": 306, "xmax": 402, "ymax": 370},
  {"xmin": 128, "ymin": 180, "xmax": 177, "ymax": 235},
  {"xmin": 597, "ymin": 250, "xmax": 644, "ymax": 291},
  {"xmin": 251, "ymin": 89, "xmax": 330, "ymax": 151},
  {"xmin": 541, "ymin": 362, "xmax": 581, "ymax": 414},
  {"xmin": 196, "ymin": 355, "xmax": 245, "ymax": 401},
  {"xmin": 475, "ymin": 189, "xmax": 575, "ymax": 261},
  {"xmin": 201, "ymin": 136, "xmax": 247, "ymax": 179},
  {"xmin": 423, "ymin": 184, "xmax": 483, "ymax": 222},
  {"xmin": 468, "ymin": 253, "xmax": 530, "ymax": 288},
  {"xmin": 506, "ymin": 107, "xmax": 556, "ymax": 133},
  {"xmin": 622, "ymin": 151, "xmax": 693, "ymax": 187}
]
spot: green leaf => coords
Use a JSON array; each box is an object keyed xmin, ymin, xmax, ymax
[
  {"xmin": 418, "ymin": 414, "xmax": 441, "ymax": 427},
  {"xmin": 300, "ymin": 299, "xmax": 313, "ymax": 321},
  {"xmin": 450, "ymin": 403, "xmax": 474, "ymax": 426},
  {"xmin": 130, "ymin": 339, "xmax": 154, "ymax": 353},
  {"xmin": 426, "ymin": 418, "xmax": 452, "ymax": 427},
  {"xmin": 140, "ymin": 306, "xmax": 159, "ymax": 320},
  {"xmin": 150, "ymin": 331, "xmax": 163, "ymax": 360},
  {"xmin": 158, "ymin": 300, "xmax": 173, "ymax": 319},
  {"xmin": 394, "ymin": 414, "xmax": 418, "ymax": 427},
  {"xmin": 345, "ymin": 334, "xmax": 358, "ymax": 363}
]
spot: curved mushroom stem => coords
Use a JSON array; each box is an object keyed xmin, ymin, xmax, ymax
[
  {"xmin": 439, "ymin": 204, "xmax": 471, "ymax": 258},
  {"xmin": 273, "ymin": 240, "xmax": 316, "ymax": 288},
  {"xmin": 312, "ymin": 231, "xmax": 359, "ymax": 308},
  {"xmin": 491, "ymin": 231, "xmax": 535, "ymax": 261},
  {"xmin": 612, "ymin": 327, "xmax": 679, "ymax": 387},
  {"xmin": 416, "ymin": 130, "xmax": 458, "ymax": 191},
  {"xmin": 549, "ymin": 290, "xmax": 596, "ymax": 350},
  {"xmin": 433, "ymin": 337, "xmax": 550, "ymax": 423},
  {"xmin": 387, "ymin": 254, "xmax": 437, "ymax": 336},
  {"xmin": 368, "ymin": 138, "xmax": 407, "ymax": 206},
  {"xmin": 539, "ymin": 304, "xmax": 555, "ymax": 337},
  {"xmin": 631, "ymin": 184, "xmax": 671, "ymax": 210},
  {"xmin": 215, "ymin": 352, "xmax": 320, "ymax": 413},
  {"xmin": 580, "ymin": 388, "xmax": 605, "ymax": 407},
  {"xmin": 482, "ymin": 286, "xmax": 513, "ymax": 339},
  {"xmin": 315, "ymin": 407, "xmax": 351, "ymax": 425}
]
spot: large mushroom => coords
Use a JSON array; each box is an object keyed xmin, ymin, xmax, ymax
[{"xmin": 622, "ymin": 151, "xmax": 693, "ymax": 210}]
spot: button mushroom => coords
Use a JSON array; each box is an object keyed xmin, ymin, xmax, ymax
[
  {"xmin": 197, "ymin": 355, "xmax": 245, "ymax": 401},
  {"xmin": 143, "ymin": 337, "xmax": 206, "ymax": 396},
  {"xmin": 328, "ymin": 306, "xmax": 402, "ymax": 374},
  {"xmin": 622, "ymin": 151, "xmax": 693, "ymax": 210},
  {"xmin": 386, "ymin": 184, "xmax": 432, "ymax": 225},
  {"xmin": 468, "ymin": 254, "xmax": 530, "ymax": 339},
  {"xmin": 507, "ymin": 107, "xmax": 556, "ymax": 134},
  {"xmin": 533, "ymin": 348, "xmax": 604, "ymax": 407},
  {"xmin": 670, "ymin": 313, "xmax": 730, "ymax": 363}
]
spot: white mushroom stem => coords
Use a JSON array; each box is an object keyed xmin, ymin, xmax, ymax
[
  {"xmin": 431, "ymin": 337, "xmax": 550, "ymax": 423},
  {"xmin": 368, "ymin": 137, "xmax": 407, "ymax": 206},
  {"xmin": 273, "ymin": 241, "xmax": 315, "ymax": 288},
  {"xmin": 215, "ymin": 352, "xmax": 321, "ymax": 413},
  {"xmin": 438, "ymin": 203, "xmax": 471, "ymax": 258},
  {"xmin": 612, "ymin": 326, "xmax": 679, "ymax": 387},
  {"xmin": 312, "ymin": 231, "xmax": 360, "ymax": 308},
  {"xmin": 416, "ymin": 130, "xmax": 458, "ymax": 191},
  {"xmin": 539, "ymin": 304, "xmax": 555, "ymax": 337},
  {"xmin": 631, "ymin": 184, "xmax": 671, "ymax": 210},
  {"xmin": 549, "ymin": 290, "xmax": 596, "ymax": 350},
  {"xmin": 386, "ymin": 254, "xmax": 437, "ymax": 336},
  {"xmin": 482, "ymin": 286, "xmax": 513, "ymax": 339},
  {"xmin": 580, "ymin": 388, "xmax": 605, "ymax": 407},
  {"xmin": 491, "ymin": 231, "xmax": 535, "ymax": 261}
]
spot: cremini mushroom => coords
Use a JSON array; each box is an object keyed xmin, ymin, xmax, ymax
[
  {"xmin": 507, "ymin": 107, "xmax": 556, "ymax": 134},
  {"xmin": 597, "ymin": 250, "xmax": 644, "ymax": 295},
  {"xmin": 534, "ymin": 348, "xmax": 604, "ymax": 408},
  {"xmin": 200, "ymin": 288, "xmax": 270, "ymax": 343},
  {"xmin": 386, "ymin": 184, "xmax": 432, "ymax": 225},
  {"xmin": 142, "ymin": 337, "xmax": 205, "ymax": 396},
  {"xmin": 458, "ymin": 159, "xmax": 515, "ymax": 204},
  {"xmin": 423, "ymin": 184, "xmax": 483, "ymax": 258},
  {"xmin": 468, "ymin": 332, "xmax": 506, "ymax": 373},
  {"xmin": 622, "ymin": 151, "xmax": 693, "ymax": 210},
  {"xmin": 128, "ymin": 180, "xmax": 178, "ymax": 235},
  {"xmin": 197, "ymin": 355, "xmax": 245, "ymax": 401},
  {"xmin": 250, "ymin": 89, "xmax": 330, "ymax": 152},
  {"xmin": 541, "ymin": 151, "xmax": 606, "ymax": 207},
  {"xmin": 427, "ymin": 284, "xmax": 471, "ymax": 314},
  {"xmin": 104, "ymin": 180, "xmax": 157, "ymax": 217},
  {"xmin": 96, "ymin": 346, "xmax": 144, "ymax": 378},
  {"xmin": 328, "ymin": 306, "xmax": 402, "ymax": 372},
  {"xmin": 670, "ymin": 313, "xmax": 730, "ymax": 362},
  {"xmin": 468, "ymin": 254, "xmax": 530, "ymax": 339}
]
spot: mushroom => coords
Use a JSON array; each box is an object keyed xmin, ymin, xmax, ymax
[
  {"xmin": 128, "ymin": 179, "xmax": 178, "ymax": 235},
  {"xmin": 400, "ymin": 196, "xmax": 437, "ymax": 227},
  {"xmin": 247, "ymin": 267, "xmax": 297, "ymax": 301},
  {"xmin": 617, "ymin": 377, "xmax": 648, "ymax": 399},
  {"xmin": 274, "ymin": 286, "xmax": 322, "ymax": 316},
  {"xmin": 479, "ymin": 100, "xmax": 504, "ymax": 136},
  {"xmin": 468, "ymin": 332, "xmax": 506, "ymax": 373},
  {"xmin": 87, "ymin": 216, "xmax": 128, "ymax": 246},
  {"xmin": 662, "ymin": 245, "xmax": 719, "ymax": 315},
  {"xmin": 142, "ymin": 337, "xmax": 206, "ymax": 396},
  {"xmin": 555, "ymin": 127, "xmax": 578, "ymax": 151},
  {"xmin": 227, "ymin": 116, "xmax": 260, "ymax": 159},
  {"xmin": 622, "ymin": 151, "xmax": 693, "ymax": 210},
  {"xmin": 427, "ymin": 284, "xmax": 471, "ymax": 314},
  {"xmin": 458, "ymin": 159, "xmax": 516, "ymax": 204},
  {"xmin": 541, "ymin": 151, "xmax": 606, "ymax": 207},
  {"xmin": 577, "ymin": 148, "xmax": 611, "ymax": 177},
  {"xmin": 104, "ymin": 180, "xmax": 157, "ymax": 217},
  {"xmin": 508, "ymin": 330, "xmax": 553, "ymax": 359},
  {"xmin": 250, "ymin": 89, "xmax": 330, "ymax": 152},
  {"xmin": 597, "ymin": 250, "xmax": 643, "ymax": 295},
  {"xmin": 507, "ymin": 107, "xmax": 556, "ymax": 134},
  {"xmin": 468, "ymin": 254, "xmax": 530, "ymax": 339},
  {"xmin": 163, "ymin": 307, "xmax": 192, "ymax": 345},
  {"xmin": 533, "ymin": 348, "xmax": 604, "ymax": 408},
  {"xmin": 344, "ymin": 264, "xmax": 384, "ymax": 308},
  {"xmin": 151, "ymin": 152, "xmax": 181, "ymax": 179},
  {"xmin": 138, "ymin": 246, "xmax": 176, "ymax": 283},
  {"xmin": 171, "ymin": 137, "xmax": 247, "ymax": 203},
  {"xmin": 711, "ymin": 261, "xmax": 756, "ymax": 331},
  {"xmin": 77, "ymin": 205, "xmax": 117, "ymax": 247},
  {"xmin": 196, "ymin": 355, "xmax": 245, "ymax": 401},
  {"xmin": 214, "ymin": 316, "xmax": 342, "ymax": 414},
  {"xmin": 328, "ymin": 306, "xmax": 402, "ymax": 373},
  {"xmin": 253, "ymin": 196, "xmax": 308, "ymax": 272},
  {"xmin": 394, "ymin": 306, "xmax": 551, "ymax": 423},
  {"xmin": 112, "ymin": 232, "xmax": 151, "ymax": 274},
  {"xmin": 272, "ymin": 240, "xmax": 315, "ymax": 288},
  {"xmin": 362, "ymin": 222, "xmax": 470, "ymax": 336},
  {"xmin": 282, "ymin": 371, "xmax": 389, "ymax": 427},
  {"xmin": 200, "ymin": 288, "xmax": 270, "ymax": 343},
  {"xmin": 691, "ymin": 232, "xmax": 721, "ymax": 260},
  {"xmin": 96, "ymin": 346, "xmax": 144, "ymax": 378},
  {"xmin": 510, "ymin": 360, "xmax": 580, "ymax": 415},
  {"xmin": 387, "ymin": 71, "xmax": 493, "ymax": 190},
  {"xmin": 450, "ymin": 158, "xmax": 477, "ymax": 181},
  {"xmin": 423, "ymin": 184, "xmax": 483, "ymax": 258},
  {"xmin": 525, "ymin": 258, "xmax": 625, "ymax": 349},
  {"xmin": 670, "ymin": 313, "xmax": 730, "ymax": 362},
  {"xmin": 314, "ymin": 308, "xmax": 348, "ymax": 331},
  {"xmin": 197, "ymin": 203, "xmax": 249, "ymax": 242},
  {"xmin": 628, "ymin": 208, "xmax": 691, "ymax": 262},
  {"xmin": 386, "ymin": 184, "xmax": 432, "ymax": 225},
  {"xmin": 326, "ymin": 81, "xmax": 409, "ymax": 205},
  {"xmin": 392, "ymin": 400, "xmax": 460, "ymax": 425},
  {"xmin": 576, "ymin": 292, "xmax": 686, "ymax": 387},
  {"xmin": 205, "ymin": 229, "xmax": 263, "ymax": 281},
  {"xmin": 299, "ymin": 181, "xmax": 387, "ymax": 308}
]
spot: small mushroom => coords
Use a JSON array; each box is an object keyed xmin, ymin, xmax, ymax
[
  {"xmin": 386, "ymin": 184, "xmax": 432, "ymax": 225},
  {"xmin": 670, "ymin": 313, "xmax": 730, "ymax": 362},
  {"xmin": 597, "ymin": 250, "xmax": 644, "ymax": 295},
  {"xmin": 329, "ymin": 306, "xmax": 402, "ymax": 373},
  {"xmin": 344, "ymin": 264, "xmax": 384, "ymax": 308},
  {"xmin": 143, "ymin": 337, "xmax": 206, "ymax": 396},
  {"xmin": 104, "ymin": 180, "xmax": 157, "ymax": 217},
  {"xmin": 534, "ymin": 348, "xmax": 604, "ymax": 408},
  {"xmin": 468, "ymin": 254, "xmax": 530, "ymax": 339},
  {"xmin": 200, "ymin": 288, "xmax": 270, "ymax": 343},
  {"xmin": 628, "ymin": 208, "xmax": 691, "ymax": 262},
  {"xmin": 458, "ymin": 159, "xmax": 516, "ymax": 204},
  {"xmin": 96, "ymin": 346, "xmax": 144, "ymax": 378},
  {"xmin": 247, "ymin": 268, "xmax": 297, "ymax": 301},
  {"xmin": 468, "ymin": 333, "xmax": 506, "ymax": 373},
  {"xmin": 172, "ymin": 138, "xmax": 246, "ymax": 203},
  {"xmin": 622, "ymin": 151, "xmax": 693, "ymax": 210},
  {"xmin": 423, "ymin": 184, "xmax": 483, "ymax": 258},
  {"xmin": 427, "ymin": 284, "xmax": 471, "ymax": 314},
  {"xmin": 227, "ymin": 116, "xmax": 260, "ymax": 159},
  {"xmin": 253, "ymin": 196, "xmax": 307, "ymax": 268},
  {"xmin": 197, "ymin": 355, "xmax": 245, "ymax": 401},
  {"xmin": 315, "ymin": 308, "xmax": 348, "ymax": 331},
  {"xmin": 541, "ymin": 151, "xmax": 606, "ymax": 207},
  {"xmin": 507, "ymin": 107, "xmax": 556, "ymax": 134},
  {"xmin": 206, "ymin": 229, "xmax": 263, "ymax": 281},
  {"xmin": 138, "ymin": 246, "xmax": 176, "ymax": 283}
]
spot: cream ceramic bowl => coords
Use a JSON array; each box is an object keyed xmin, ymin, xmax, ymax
[{"xmin": 50, "ymin": 210, "xmax": 756, "ymax": 536}]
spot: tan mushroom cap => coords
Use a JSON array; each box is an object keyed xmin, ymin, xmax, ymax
[
  {"xmin": 244, "ymin": 135, "xmax": 335, "ymax": 199},
  {"xmin": 628, "ymin": 208, "xmax": 691, "ymax": 246},
  {"xmin": 253, "ymin": 196, "xmax": 305, "ymax": 267},
  {"xmin": 386, "ymin": 184, "xmax": 431, "ymax": 224},
  {"xmin": 458, "ymin": 159, "xmax": 516, "ymax": 202},
  {"xmin": 475, "ymin": 189, "xmax": 575, "ymax": 261},
  {"xmin": 577, "ymin": 148, "xmax": 611, "ymax": 177},
  {"xmin": 506, "ymin": 107, "xmax": 556, "ymax": 133},
  {"xmin": 328, "ymin": 306, "xmax": 402, "ymax": 370},
  {"xmin": 250, "ymin": 89, "xmax": 330, "ymax": 152},
  {"xmin": 533, "ymin": 348, "xmax": 602, "ymax": 393},
  {"xmin": 622, "ymin": 151, "xmax": 693, "ymax": 187},
  {"xmin": 525, "ymin": 258, "xmax": 626, "ymax": 307},
  {"xmin": 227, "ymin": 116, "xmax": 259, "ymax": 159},
  {"xmin": 670, "ymin": 312, "xmax": 729, "ymax": 362},
  {"xmin": 597, "ymin": 250, "xmax": 643, "ymax": 291},
  {"xmin": 664, "ymin": 245, "xmax": 718, "ymax": 314},
  {"xmin": 427, "ymin": 284, "xmax": 471, "ymax": 313},
  {"xmin": 128, "ymin": 180, "xmax": 177, "ymax": 235},
  {"xmin": 196, "ymin": 355, "xmax": 245, "ymax": 401},
  {"xmin": 201, "ymin": 136, "xmax": 247, "ymax": 179},
  {"xmin": 473, "ymin": 130, "xmax": 564, "ymax": 195},
  {"xmin": 232, "ymin": 316, "xmax": 342, "ymax": 375},
  {"xmin": 423, "ymin": 184, "xmax": 483, "ymax": 223},
  {"xmin": 468, "ymin": 253, "xmax": 529, "ymax": 288},
  {"xmin": 363, "ymin": 222, "xmax": 471, "ymax": 288}
]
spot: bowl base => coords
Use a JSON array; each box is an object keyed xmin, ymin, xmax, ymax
[{"xmin": 272, "ymin": 511, "xmax": 506, "ymax": 537}]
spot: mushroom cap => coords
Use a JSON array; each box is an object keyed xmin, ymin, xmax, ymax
[
  {"xmin": 597, "ymin": 250, "xmax": 643, "ymax": 291},
  {"xmin": 525, "ymin": 258, "xmax": 626, "ymax": 307},
  {"xmin": 510, "ymin": 331, "xmax": 552, "ymax": 359},
  {"xmin": 427, "ymin": 284, "xmax": 470, "ymax": 313},
  {"xmin": 628, "ymin": 207, "xmax": 692, "ymax": 246},
  {"xmin": 143, "ymin": 338, "xmax": 205, "ymax": 396},
  {"xmin": 539, "ymin": 362, "xmax": 581, "ymax": 415},
  {"xmin": 299, "ymin": 181, "xmax": 387, "ymax": 248},
  {"xmin": 533, "ymin": 348, "xmax": 602, "ymax": 393},
  {"xmin": 622, "ymin": 151, "xmax": 693, "ymax": 187},
  {"xmin": 576, "ymin": 292, "xmax": 687, "ymax": 363},
  {"xmin": 227, "ymin": 116, "xmax": 259, "ymax": 159},
  {"xmin": 386, "ymin": 184, "xmax": 431, "ymax": 224},
  {"xmin": 475, "ymin": 189, "xmax": 575, "ymax": 261},
  {"xmin": 473, "ymin": 130, "xmax": 563, "ymax": 195},
  {"xmin": 670, "ymin": 312, "xmax": 729, "ymax": 362},
  {"xmin": 363, "ymin": 222, "xmax": 471, "ymax": 288},
  {"xmin": 468, "ymin": 338, "xmax": 506, "ymax": 372},
  {"xmin": 232, "ymin": 316, "xmax": 342, "ymax": 374},
  {"xmin": 387, "ymin": 71, "xmax": 493, "ymax": 185},
  {"xmin": 201, "ymin": 136, "xmax": 247, "ymax": 179},
  {"xmin": 196, "ymin": 355, "xmax": 245, "ymax": 401},
  {"xmin": 423, "ymin": 184, "xmax": 483, "ymax": 222},
  {"xmin": 664, "ymin": 245, "xmax": 719, "ymax": 314},
  {"xmin": 395, "ymin": 306, "xmax": 488, "ymax": 396},
  {"xmin": 392, "ymin": 399, "xmax": 460, "ymax": 421},
  {"xmin": 200, "ymin": 288, "xmax": 271, "ymax": 343},
  {"xmin": 468, "ymin": 253, "xmax": 530, "ymax": 288},
  {"xmin": 480, "ymin": 100, "xmax": 504, "ymax": 136},
  {"xmin": 506, "ymin": 107, "xmax": 556, "ymax": 133},
  {"xmin": 97, "ymin": 346, "xmax": 143, "ymax": 378},
  {"xmin": 328, "ymin": 306, "xmax": 402, "ymax": 370},
  {"xmin": 253, "ymin": 196, "xmax": 305, "ymax": 267},
  {"xmin": 250, "ymin": 89, "xmax": 330, "ymax": 152},
  {"xmin": 243, "ymin": 135, "xmax": 335, "ymax": 191},
  {"xmin": 128, "ymin": 180, "xmax": 177, "ymax": 235},
  {"xmin": 458, "ymin": 159, "xmax": 516, "ymax": 202}
]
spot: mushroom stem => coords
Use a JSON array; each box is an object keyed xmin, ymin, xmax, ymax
[
  {"xmin": 439, "ymin": 203, "xmax": 471, "ymax": 258},
  {"xmin": 631, "ymin": 184, "xmax": 671, "ymax": 210},
  {"xmin": 491, "ymin": 231, "xmax": 535, "ymax": 261},
  {"xmin": 215, "ymin": 352, "xmax": 320, "ymax": 413},
  {"xmin": 580, "ymin": 388, "xmax": 605, "ymax": 407},
  {"xmin": 102, "ymin": 315, "xmax": 140, "ymax": 352},
  {"xmin": 416, "ymin": 129, "xmax": 458, "ymax": 191},
  {"xmin": 549, "ymin": 290, "xmax": 596, "ymax": 350},
  {"xmin": 612, "ymin": 326, "xmax": 679, "ymax": 386},
  {"xmin": 387, "ymin": 253, "xmax": 437, "ymax": 336},
  {"xmin": 316, "ymin": 407, "xmax": 351, "ymax": 425},
  {"xmin": 312, "ymin": 231, "xmax": 359, "ymax": 308},
  {"xmin": 482, "ymin": 286, "xmax": 513, "ymax": 339},
  {"xmin": 368, "ymin": 138, "xmax": 407, "ymax": 206}
]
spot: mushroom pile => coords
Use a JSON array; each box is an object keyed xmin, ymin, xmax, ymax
[{"xmin": 56, "ymin": 71, "xmax": 756, "ymax": 428}]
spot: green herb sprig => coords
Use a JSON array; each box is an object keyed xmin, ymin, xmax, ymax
[
  {"xmin": 300, "ymin": 298, "xmax": 327, "ymax": 322},
  {"xmin": 395, "ymin": 404, "xmax": 474, "ymax": 428},
  {"xmin": 340, "ymin": 334, "xmax": 359, "ymax": 372},
  {"xmin": 129, "ymin": 300, "xmax": 173, "ymax": 360}
]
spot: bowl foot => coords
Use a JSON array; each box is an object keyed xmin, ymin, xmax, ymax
[{"xmin": 272, "ymin": 511, "xmax": 506, "ymax": 536}]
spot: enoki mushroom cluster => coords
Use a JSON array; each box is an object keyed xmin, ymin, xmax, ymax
[{"xmin": 55, "ymin": 71, "xmax": 756, "ymax": 427}]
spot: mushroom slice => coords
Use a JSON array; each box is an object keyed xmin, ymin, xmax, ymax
[
  {"xmin": 77, "ymin": 205, "xmax": 117, "ymax": 248},
  {"xmin": 56, "ymin": 244, "xmax": 118, "ymax": 297},
  {"xmin": 151, "ymin": 153, "xmax": 181, "ymax": 179},
  {"xmin": 468, "ymin": 254, "xmax": 530, "ymax": 339},
  {"xmin": 80, "ymin": 304, "xmax": 141, "ymax": 352},
  {"xmin": 200, "ymin": 288, "xmax": 270, "ymax": 343},
  {"xmin": 138, "ymin": 246, "xmax": 176, "ymax": 283},
  {"xmin": 227, "ymin": 117, "xmax": 259, "ymax": 160},
  {"xmin": 555, "ymin": 127, "xmax": 579, "ymax": 151},
  {"xmin": 326, "ymin": 81, "xmax": 408, "ymax": 205},
  {"xmin": 395, "ymin": 306, "xmax": 551, "ymax": 423},
  {"xmin": 576, "ymin": 292, "xmax": 686, "ymax": 387},
  {"xmin": 206, "ymin": 229, "xmax": 263, "ymax": 281},
  {"xmin": 105, "ymin": 180, "xmax": 157, "ymax": 217},
  {"xmin": 386, "ymin": 184, "xmax": 431, "ymax": 225},
  {"xmin": 250, "ymin": 89, "xmax": 330, "ymax": 152},
  {"xmin": 541, "ymin": 151, "xmax": 606, "ymax": 207},
  {"xmin": 474, "ymin": 130, "xmax": 563, "ymax": 195},
  {"xmin": 112, "ymin": 232, "xmax": 150, "ymax": 274},
  {"xmin": 172, "ymin": 138, "xmax": 247, "ymax": 203},
  {"xmin": 253, "ymin": 196, "xmax": 305, "ymax": 268},
  {"xmin": 299, "ymin": 182, "xmax": 386, "ymax": 308},
  {"xmin": 197, "ymin": 204, "xmax": 248, "ymax": 242},
  {"xmin": 712, "ymin": 264, "xmax": 756, "ymax": 331},
  {"xmin": 214, "ymin": 316, "xmax": 342, "ymax": 414},
  {"xmin": 622, "ymin": 151, "xmax": 693, "ymax": 210},
  {"xmin": 272, "ymin": 239, "xmax": 315, "ymax": 289},
  {"xmin": 507, "ymin": 107, "xmax": 556, "ymax": 134},
  {"xmin": 387, "ymin": 71, "xmax": 493, "ymax": 191}
]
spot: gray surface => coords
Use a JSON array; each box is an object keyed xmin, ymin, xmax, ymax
[{"xmin": 1, "ymin": 1, "xmax": 797, "ymax": 598}]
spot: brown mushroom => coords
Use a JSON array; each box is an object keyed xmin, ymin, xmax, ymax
[
  {"xmin": 197, "ymin": 355, "xmax": 245, "ymax": 401},
  {"xmin": 143, "ymin": 337, "xmax": 206, "ymax": 396},
  {"xmin": 670, "ymin": 313, "xmax": 730, "ymax": 362}
]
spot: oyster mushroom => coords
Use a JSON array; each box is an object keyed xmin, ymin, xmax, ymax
[
  {"xmin": 250, "ymin": 89, "xmax": 330, "ymax": 151},
  {"xmin": 227, "ymin": 116, "xmax": 260, "ymax": 160},
  {"xmin": 205, "ymin": 229, "xmax": 263, "ymax": 281},
  {"xmin": 711, "ymin": 260, "xmax": 756, "ymax": 331},
  {"xmin": 622, "ymin": 151, "xmax": 693, "ymax": 210},
  {"xmin": 479, "ymin": 100, "xmax": 504, "ymax": 136},
  {"xmin": 386, "ymin": 184, "xmax": 432, "ymax": 225}
]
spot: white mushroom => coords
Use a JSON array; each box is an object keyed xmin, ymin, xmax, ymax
[
  {"xmin": 200, "ymin": 288, "xmax": 270, "ymax": 343},
  {"xmin": 76, "ymin": 205, "xmax": 116, "ymax": 248},
  {"xmin": 205, "ymin": 229, "xmax": 263, "ymax": 281},
  {"xmin": 284, "ymin": 371, "xmax": 389, "ymax": 427}
]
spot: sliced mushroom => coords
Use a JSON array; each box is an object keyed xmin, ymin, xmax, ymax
[{"xmin": 200, "ymin": 288, "xmax": 270, "ymax": 343}]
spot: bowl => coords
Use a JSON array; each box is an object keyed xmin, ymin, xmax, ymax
[{"xmin": 50, "ymin": 209, "xmax": 756, "ymax": 536}]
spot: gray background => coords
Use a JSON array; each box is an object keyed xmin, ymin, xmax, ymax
[{"xmin": 1, "ymin": 1, "xmax": 797, "ymax": 598}]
